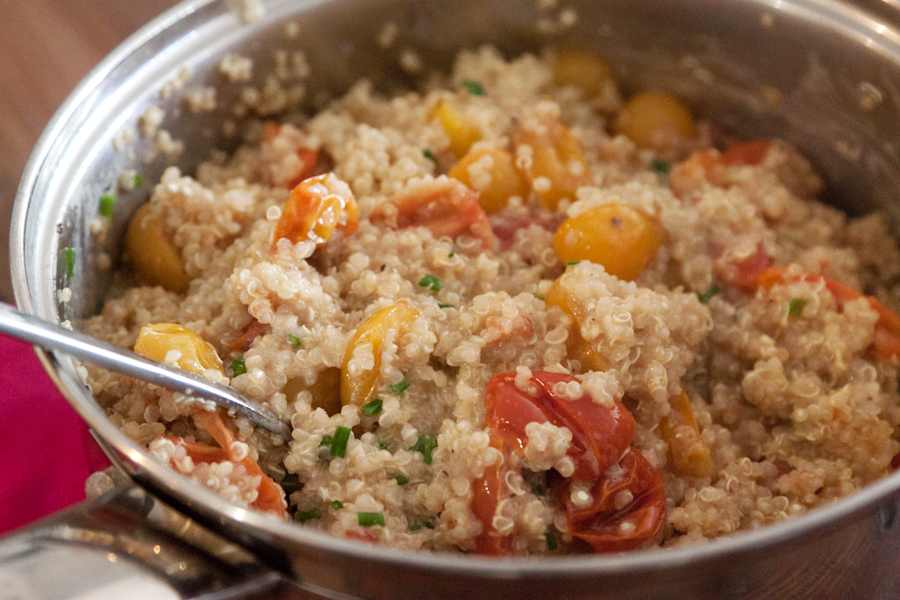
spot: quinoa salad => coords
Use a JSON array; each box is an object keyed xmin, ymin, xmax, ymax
[{"xmin": 81, "ymin": 47, "xmax": 900, "ymax": 555}]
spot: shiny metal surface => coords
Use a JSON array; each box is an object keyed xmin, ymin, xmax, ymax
[
  {"xmin": 0, "ymin": 486, "xmax": 301, "ymax": 600},
  {"xmin": 0, "ymin": 302, "xmax": 291, "ymax": 440},
  {"xmin": 10, "ymin": 0, "xmax": 900, "ymax": 598}
]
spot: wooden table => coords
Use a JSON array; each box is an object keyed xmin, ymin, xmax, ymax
[{"xmin": 0, "ymin": 0, "xmax": 181, "ymax": 302}]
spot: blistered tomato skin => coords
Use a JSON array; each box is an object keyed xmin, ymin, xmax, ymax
[
  {"xmin": 273, "ymin": 173, "xmax": 358, "ymax": 250},
  {"xmin": 484, "ymin": 371, "xmax": 636, "ymax": 481},
  {"xmin": 553, "ymin": 203, "xmax": 664, "ymax": 281},
  {"xmin": 565, "ymin": 448, "xmax": 667, "ymax": 553},
  {"xmin": 370, "ymin": 178, "xmax": 496, "ymax": 248}
]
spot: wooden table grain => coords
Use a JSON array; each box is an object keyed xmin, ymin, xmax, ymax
[{"xmin": 0, "ymin": 0, "xmax": 181, "ymax": 302}]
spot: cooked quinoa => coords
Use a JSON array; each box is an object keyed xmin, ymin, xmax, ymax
[{"xmin": 82, "ymin": 46, "xmax": 900, "ymax": 555}]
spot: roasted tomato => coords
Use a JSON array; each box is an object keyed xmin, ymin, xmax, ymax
[
  {"xmin": 564, "ymin": 448, "xmax": 667, "ymax": 553},
  {"xmin": 473, "ymin": 371, "xmax": 662, "ymax": 555},
  {"xmin": 484, "ymin": 371, "xmax": 635, "ymax": 481}
]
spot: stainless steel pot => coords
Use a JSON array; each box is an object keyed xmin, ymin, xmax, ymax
[{"xmin": 8, "ymin": 0, "xmax": 900, "ymax": 598}]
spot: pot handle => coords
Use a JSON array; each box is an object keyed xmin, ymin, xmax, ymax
[{"xmin": 0, "ymin": 484, "xmax": 297, "ymax": 600}]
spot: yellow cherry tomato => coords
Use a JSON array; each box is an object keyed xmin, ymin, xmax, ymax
[
  {"xmin": 614, "ymin": 91, "xmax": 696, "ymax": 151},
  {"xmin": 554, "ymin": 203, "xmax": 664, "ymax": 281},
  {"xmin": 134, "ymin": 323, "xmax": 224, "ymax": 376},
  {"xmin": 448, "ymin": 146, "xmax": 528, "ymax": 214},
  {"xmin": 125, "ymin": 204, "xmax": 191, "ymax": 294}
]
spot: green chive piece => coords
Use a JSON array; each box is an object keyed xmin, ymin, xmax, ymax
[
  {"xmin": 783, "ymin": 419, "xmax": 794, "ymax": 429},
  {"xmin": 133, "ymin": 173, "xmax": 145, "ymax": 188},
  {"xmin": 698, "ymin": 284, "xmax": 721, "ymax": 304},
  {"xmin": 531, "ymin": 483, "xmax": 546, "ymax": 497},
  {"xmin": 230, "ymin": 358, "xmax": 247, "ymax": 377},
  {"xmin": 99, "ymin": 194, "xmax": 116, "ymax": 218},
  {"xmin": 409, "ymin": 522, "xmax": 423, "ymax": 531},
  {"xmin": 294, "ymin": 508, "xmax": 321, "ymax": 522},
  {"xmin": 423, "ymin": 149, "xmax": 436, "ymax": 161},
  {"xmin": 409, "ymin": 519, "xmax": 434, "ymax": 531},
  {"xmin": 288, "ymin": 334, "xmax": 303, "ymax": 348},
  {"xmin": 448, "ymin": 252, "xmax": 455, "ymax": 258},
  {"xmin": 545, "ymin": 528, "xmax": 558, "ymax": 551},
  {"xmin": 319, "ymin": 434, "xmax": 333, "ymax": 447},
  {"xmin": 410, "ymin": 434, "xmax": 438, "ymax": 465},
  {"xmin": 650, "ymin": 158, "xmax": 671, "ymax": 175},
  {"xmin": 358, "ymin": 512, "xmax": 385, "ymax": 527},
  {"xmin": 393, "ymin": 475, "xmax": 409, "ymax": 485},
  {"xmin": 438, "ymin": 303, "xmax": 454, "ymax": 309},
  {"xmin": 390, "ymin": 377, "xmax": 411, "ymax": 395},
  {"xmin": 331, "ymin": 501, "xmax": 344, "ymax": 510},
  {"xmin": 788, "ymin": 298, "xmax": 808, "ymax": 316},
  {"xmin": 361, "ymin": 398, "xmax": 383, "ymax": 416},
  {"xmin": 62, "ymin": 247, "xmax": 75, "ymax": 278},
  {"xmin": 566, "ymin": 261, "xmax": 581, "ymax": 266},
  {"xmin": 378, "ymin": 441, "xmax": 389, "ymax": 450},
  {"xmin": 281, "ymin": 473, "xmax": 301, "ymax": 492},
  {"xmin": 462, "ymin": 79, "xmax": 485, "ymax": 95},
  {"xmin": 331, "ymin": 426, "xmax": 351, "ymax": 458},
  {"xmin": 418, "ymin": 274, "xmax": 443, "ymax": 291}
]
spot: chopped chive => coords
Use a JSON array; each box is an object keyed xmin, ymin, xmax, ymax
[
  {"xmin": 358, "ymin": 512, "xmax": 385, "ymax": 527},
  {"xmin": 410, "ymin": 434, "xmax": 437, "ymax": 465},
  {"xmin": 650, "ymin": 158, "xmax": 671, "ymax": 175},
  {"xmin": 361, "ymin": 398, "xmax": 383, "ymax": 416},
  {"xmin": 230, "ymin": 358, "xmax": 247, "ymax": 377},
  {"xmin": 62, "ymin": 247, "xmax": 75, "ymax": 278},
  {"xmin": 320, "ymin": 434, "xmax": 333, "ymax": 447},
  {"xmin": 545, "ymin": 528, "xmax": 558, "ymax": 551},
  {"xmin": 281, "ymin": 473, "xmax": 301, "ymax": 493},
  {"xmin": 133, "ymin": 173, "xmax": 145, "ymax": 188},
  {"xmin": 566, "ymin": 261, "xmax": 581, "ymax": 266},
  {"xmin": 294, "ymin": 508, "xmax": 321, "ymax": 522},
  {"xmin": 423, "ymin": 149, "xmax": 436, "ymax": 162},
  {"xmin": 288, "ymin": 334, "xmax": 303, "ymax": 348},
  {"xmin": 331, "ymin": 426, "xmax": 351, "ymax": 458},
  {"xmin": 531, "ymin": 483, "xmax": 546, "ymax": 497},
  {"xmin": 390, "ymin": 377, "xmax": 411, "ymax": 395},
  {"xmin": 783, "ymin": 419, "xmax": 794, "ymax": 429},
  {"xmin": 331, "ymin": 500, "xmax": 344, "ymax": 510},
  {"xmin": 378, "ymin": 441, "xmax": 389, "ymax": 450},
  {"xmin": 448, "ymin": 252, "xmax": 455, "ymax": 258},
  {"xmin": 438, "ymin": 303, "xmax": 454, "ymax": 309},
  {"xmin": 698, "ymin": 284, "xmax": 721, "ymax": 304},
  {"xmin": 462, "ymin": 79, "xmax": 485, "ymax": 95},
  {"xmin": 418, "ymin": 274, "xmax": 443, "ymax": 291},
  {"xmin": 393, "ymin": 475, "xmax": 409, "ymax": 485},
  {"xmin": 788, "ymin": 298, "xmax": 808, "ymax": 316},
  {"xmin": 410, "ymin": 519, "xmax": 434, "ymax": 531},
  {"xmin": 99, "ymin": 194, "xmax": 117, "ymax": 218},
  {"xmin": 533, "ymin": 292, "xmax": 543, "ymax": 299}
]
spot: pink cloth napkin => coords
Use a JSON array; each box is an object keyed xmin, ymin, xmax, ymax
[{"xmin": 0, "ymin": 334, "xmax": 108, "ymax": 535}]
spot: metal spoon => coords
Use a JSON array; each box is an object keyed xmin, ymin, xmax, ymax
[{"xmin": 0, "ymin": 302, "xmax": 292, "ymax": 441}]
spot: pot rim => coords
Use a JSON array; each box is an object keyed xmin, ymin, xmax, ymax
[{"xmin": 11, "ymin": 0, "xmax": 900, "ymax": 578}]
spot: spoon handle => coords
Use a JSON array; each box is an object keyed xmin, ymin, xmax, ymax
[{"xmin": 0, "ymin": 302, "xmax": 291, "ymax": 440}]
